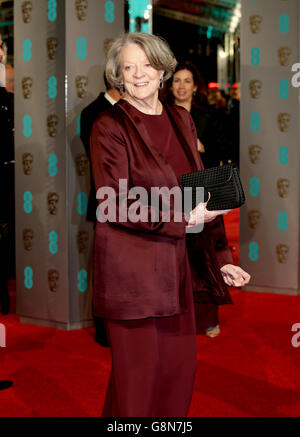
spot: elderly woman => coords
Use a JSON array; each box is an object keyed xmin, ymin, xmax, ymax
[{"xmin": 90, "ymin": 32, "xmax": 250, "ymax": 417}]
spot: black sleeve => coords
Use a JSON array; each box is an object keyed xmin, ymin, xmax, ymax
[{"xmin": 80, "ymin": 107, "xmax": 92, "ymax": 160}]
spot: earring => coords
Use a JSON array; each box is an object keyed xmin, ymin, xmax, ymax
[
  {"xmin": 120, "ymin": 83, "xmax": 125, "ymax": 94},
  {"xmin": 193, "ymin": 91, "xmax": 196, "ymax": 96},
  {"xmin": 159, "ymin": 76, "xmax": 164, "ymax": 89}
]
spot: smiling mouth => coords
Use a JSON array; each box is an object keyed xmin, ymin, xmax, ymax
[{"xmin": 134, "ymin": 82, "xmax": 149, "ymax": 87}]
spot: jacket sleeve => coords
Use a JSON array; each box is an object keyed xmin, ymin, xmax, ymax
[
  {"xmin": 80, "ymin": 107, "xmax": 92, "ymax": 160},
  {"xmin": 90, "ymin": 112, "xmax": 187, "ymax": 239}
]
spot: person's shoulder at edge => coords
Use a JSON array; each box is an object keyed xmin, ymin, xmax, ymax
[
  {"xmin": 93, "ymin": 101, "xmax": 120, "ymax": 125},
  {"xmin": 81, "ymin": 92, "xmax": 106, "ymax": 116}
]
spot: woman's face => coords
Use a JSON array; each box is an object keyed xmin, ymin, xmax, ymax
[
  {"xmin": 120, "ymin": 43, "xmax": 163, "ymax": 102},
  {"xmin": 171, "ymin": 69, "xmax": 197, "ymax": 104}
]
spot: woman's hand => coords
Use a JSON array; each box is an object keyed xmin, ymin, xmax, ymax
[
  {"xmin": 187, "ymin": 193, "xmax": 231, "ymax": 227},
  {"xmin": 220, "ymin": 264, "xmax": 251, "ymax": 287},
  {"xmin": 197, "ymin": 138, "xmax": 205, "ymax": 153}
]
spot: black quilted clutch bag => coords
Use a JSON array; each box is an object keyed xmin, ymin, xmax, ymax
[{"xmin": 180, "ymin": 163, "xmax": 245, "ymax": 211}]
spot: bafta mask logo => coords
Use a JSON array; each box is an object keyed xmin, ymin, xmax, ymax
[
  {"xmin": 276, "ymin": 244, "xmax": 289, "ymax": 264},
  {"xmin": 75, "ymin": 75, "xmax": 88, "ymax": 99},
  {"xmin": 48, "ymin": 192, "xmax": 59, "ymax": 215},
  {"xmin": 47, "ymin": 37, "xmax": 58, "ymax": 61},
  {"xmin": 278, "ymin": 47, "xmax": 291, "ymax": 67},
  {"xmin": 21, "ymin": 1, "xmax": 33, "ymax": 24},
  {"xmin": 47, "ymin": 114, "xmax": 59, "ymax": 137},
  {"xmin": 103, "ymin": 38, "xmax": 114, "ymax": 57},
  {"xmin": 75, "ymin": 153, "xmax": 89, "ymax": 176},
  {"xmin": 77, "ymin": 230, "xmax": 89, "ymax": 254},
  {"xmin": 277, "ymin": 113, "xmax": 291, "ymax": 132},
  {"xmin": 248, "ymin": 210, "xmax": 261, "ymax": 229},
  {"xmin": 48, "ymin": 269, "xmax": 59, "ymax": 292},
  {"xmin": 23, "ymin": 229, "xmax": 34, "ymax": 251},
  {"xmin": 22, "ymin": 77, "xmax": 33, "ymax": 99},
  {"xmin": 249, "ymin": 15, "xmax": 262, "ymax": 34},
  {"xmin": 277, "ymin": 178, "xmax": 290, "ymax": 198},
  {"xmin": 249, "ymin": 80, "xmax": 262, "ymax": 99},
  {"xmin": 248, "ymin": 145, "xmax": 262, "ymax": 164},
  {"xmin": 75, "ymin": 0, "xmax": 88, "ymax": 21},
  {"xmin": 22, "ymin": 152, "xmax": 33, "ymax": 175}
]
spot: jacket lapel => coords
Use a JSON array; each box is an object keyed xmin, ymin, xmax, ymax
[
  {"xmin": 163, "ymin": 103, "xmax": 201, "ymax": 172},
  {"xmin": 116, "ymin": 99, "xmax": 201, "ymax": 186},
  {"xmin": 116, "ymin": 99, "xmax": 179, "ymax": 187}
]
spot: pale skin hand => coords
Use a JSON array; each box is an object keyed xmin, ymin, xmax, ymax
[
  {"xmin": 187, "ymin": 193, "xmax": 231, "ymax": 227},
  {"xmin": 197, "ymin": 138, "xmax": 205, "ymax": 153},
  {"xmin": 220, "ymin": 264, "xmax": 251, "ymax": 287},
  {"xmin": 186, "ymin": 192, "xmax": 251, "ymax": 287}
]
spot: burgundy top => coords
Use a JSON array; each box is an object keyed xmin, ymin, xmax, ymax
[
  {"xmin": 130, "ymin": 105, "xmax": 193, "ymax": 306},
  {"xmin": 133, "ymin": 106, "xmax": 193, "ymax": 183}
]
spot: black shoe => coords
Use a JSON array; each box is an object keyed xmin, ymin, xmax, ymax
[
  {"xmin": 1, "ymin": 302, "xmax": 10, "ymax": 315},
  {"xmin": 94, "ymin": 316, "xmax": 109, "ymax": 347},
  {"xmin": 94, "ymin": 335, "xmax": 109, "ymax": 347},
  {"xmin": 0, "ymin": 298, "xmax": 10, "ymax": 315},
  {"xmin": 0, "ymin": 380, "xmax": 13, "ymax": 390},
  {"xmin": 0, "ymin": 286, "xmax": 10, "ymax": 315}
]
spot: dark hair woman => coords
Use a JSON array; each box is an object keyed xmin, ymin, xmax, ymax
[{"xmin": 163, "ymin": 61, "xmax": 231, "ymax": 169}]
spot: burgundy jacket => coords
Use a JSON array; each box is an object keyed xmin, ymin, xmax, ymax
[{"xmin": 90, "ymin": 100, "xmax": 232, "ymax": 320}]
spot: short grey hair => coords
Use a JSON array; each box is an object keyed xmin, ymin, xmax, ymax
[{"xmin": 105, "ymin": 32, "xmax": 177, "ymax": 91}]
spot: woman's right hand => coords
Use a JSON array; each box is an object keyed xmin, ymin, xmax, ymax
[
  {"xmin": 197, "ymin": 138, "xmax": 205, "ymax": 153},
  {"xmin": 187, "ymin": 193, "xmax": 231, "ymax": 227}
]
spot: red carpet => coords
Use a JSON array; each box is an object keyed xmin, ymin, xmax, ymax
[{"xmin": 1, "ymin": 209, "xmax": 300, "ymax": 417}]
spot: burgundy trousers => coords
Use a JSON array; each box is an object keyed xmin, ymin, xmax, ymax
[{"xmin": 102, "ymin": 276, "xmax": 197, "ymax": 417}]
